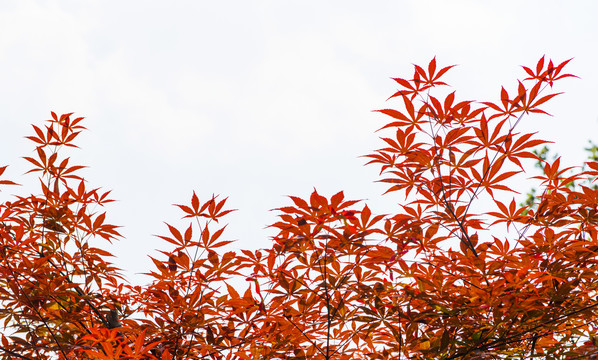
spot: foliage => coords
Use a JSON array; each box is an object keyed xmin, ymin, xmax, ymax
[
  {"xmin": 1, "ymin": 57, "xmax": 597, "ymax": 359},
  {"xmin": 523, "ymin": 141, "xmax": 598, "ymax": 211}
]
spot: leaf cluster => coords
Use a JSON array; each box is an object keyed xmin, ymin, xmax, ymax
[{"xmin": 1, "ymin": 58, "xmax": 596, "ymax": 360}]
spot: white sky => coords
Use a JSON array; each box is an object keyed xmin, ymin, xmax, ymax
[{"xmin": 1, "ymin": 1, "xmax": 597, "ymax": 284}]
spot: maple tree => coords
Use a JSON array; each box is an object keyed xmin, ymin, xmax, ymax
[{"xmin": 1, "ymin": 56, "xmax": 597, "ymax": 359}]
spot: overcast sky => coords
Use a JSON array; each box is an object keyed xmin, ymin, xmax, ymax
[{"xmin": 1, "ymin": 1, "xmax": 597, "ymax": 284}]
